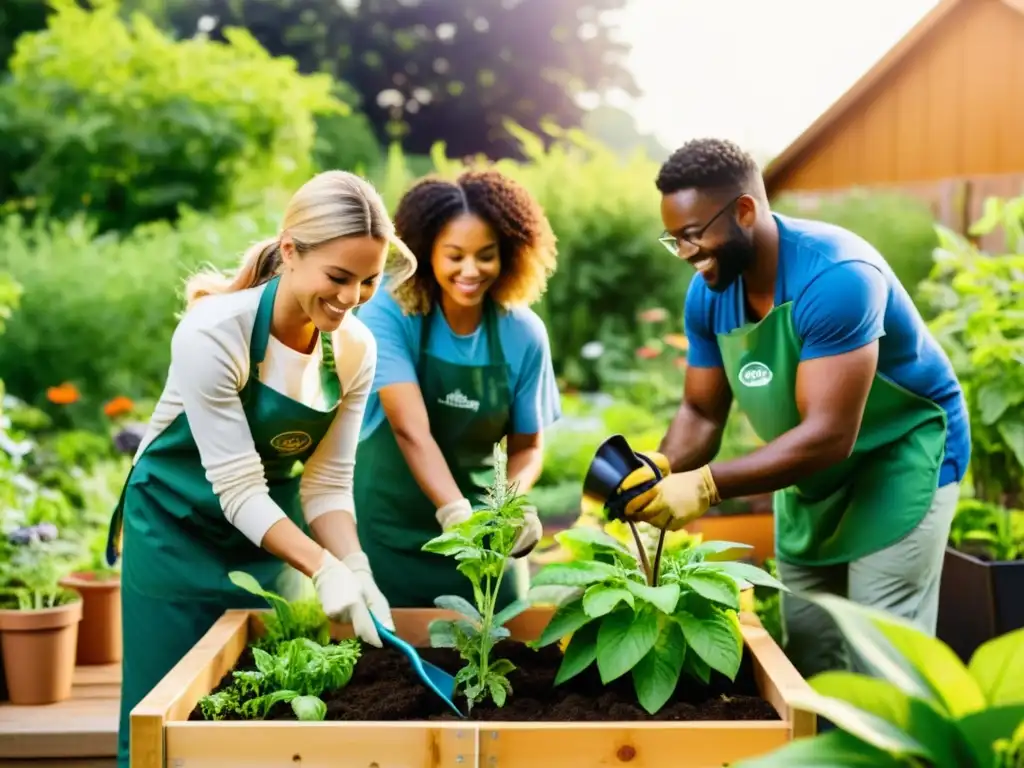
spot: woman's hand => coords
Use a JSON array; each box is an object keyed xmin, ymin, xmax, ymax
[
  {"xmin": 510, "ymin": 505, "xmax": 542, "ymax": 558},
  {"xmin": 312, "ymin": 550, "xmax": 395, "ymax": 647}
]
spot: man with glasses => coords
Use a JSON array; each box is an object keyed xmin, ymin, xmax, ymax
[{"xmin": 617, "ymin": 137, "xmax": 969, "ymax": 678}]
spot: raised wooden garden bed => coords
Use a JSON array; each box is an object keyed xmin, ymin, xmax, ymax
[{"xmin": 130, "ymin": 606, "xmax": 815, "ymax": 768}]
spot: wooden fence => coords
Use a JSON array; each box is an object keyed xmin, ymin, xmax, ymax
[{"xmin": 773, "ymin": 172, "xmax": 1024, "ymax": 254}]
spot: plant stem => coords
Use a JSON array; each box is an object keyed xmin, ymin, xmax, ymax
[
  {"xmin": 627, "ymin": 521, "xmax": 653, "ymax": 585},
  {"xmin": 652, "ymin": 529, "xmax": 667, "ymax": 587}
]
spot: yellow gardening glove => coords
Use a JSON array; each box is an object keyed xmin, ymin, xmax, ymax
[
  {"xmin": 637, "ymin": 450, "xmax": 672, "ymax": 478},
  {"xmin": 617, "ymin": 464, "xmax": 720, "ymax": 531}
]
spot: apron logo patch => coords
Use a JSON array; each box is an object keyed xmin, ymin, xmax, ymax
[
  {"xmin": 270, "ymin": 431, "xmax": 313, "ymax": 455},
  {"xmin": 438, "ymin": 389, "xmax": 480, "ymax": 412},
  {"xmin": 738, "ymin": 361, "xmax": 773, "ymax": 388}
]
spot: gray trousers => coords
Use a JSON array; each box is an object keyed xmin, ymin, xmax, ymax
[{"xmin": 777, "ymin": 482, "xmax": 960, "ymax": 680}]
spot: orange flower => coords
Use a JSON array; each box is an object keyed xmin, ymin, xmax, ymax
[
  {"xmin": 675, "ymin": 357, "xmax": 687, "ymax": 369},
  {"xmin": 104, "ymin": 396, "xmax": 135, "ymax": 418},
  {"xmin": 637, "ymin": 346, "xmax": 660, "ymax": 359},
  {"xmin": 637, "ymin": 307, "xmax": 669, "ymax": 323},
  {"xmin": 663, "ymin": 333, "xmax": 688, "ymax": 351},
  {"xmin": 46, "ymin": 382, "xmax": 79, "ymax": 405}
]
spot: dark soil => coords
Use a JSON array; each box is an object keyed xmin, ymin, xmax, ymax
[{"xmin": 188, "ymin": 640, "xmax": 779, "ymax": 722}]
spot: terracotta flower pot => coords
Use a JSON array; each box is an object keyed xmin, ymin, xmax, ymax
[
  {"xmin": 0, "ymin": 597, "xmax": 82, "ymax": 704},
  {"xmin": 59, "ymin": 572, "xmax": 122, "ymax": 665}
]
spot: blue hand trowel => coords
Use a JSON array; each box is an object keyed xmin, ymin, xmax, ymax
[{"xmin": 370, "ymin": 613, "xmax": 464, "ymax": 718}]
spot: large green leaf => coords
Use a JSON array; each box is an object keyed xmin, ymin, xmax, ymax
[
  {"xmin": 493, "ymin": 598, "xmax": 531, "ymax": 627},
  {"xmin": 674, "ymin": 608, "xmax": 742, "ymax": 680},
  {"xmin": 632, "ymin": 619, "xmax": 686, "ymax": 714},
  {"xmin": 810, "ymin": 672, "xmax": 973, "ymax": 768},
  {"xmin": 684, "ymin": 570, "xmax": 740, "ymax": 610},
  {"xmin": 706, "ymin": 560, "xmax": 789, "ymax": 592},
  {"xmin": 968, "ymin": 627, "xmax": 1024, "ymax": 706},
  {"xmin": 583, "ymin": 585, "xmax": 634, "ymax": 618},
  {"xmin": 785, "ymin": 688, "xmax": 936, "ymax": 761},
  {"xmin": 686, "ymin": 540, "xmax": 753, "ymax": 558},
  {"xmin": 531, "ymin": 561, "xmax": 618, "ymax": 588},
  {"xmin": 956, "ymin": 704, "xmax": 1024, "ymax": 767},
  {"xmin": 555, "ymin": 620, "xmax": 599, "ymax": 685},
  {"xmin": 554, "ymin": 526, "xmax": 634, "ymax": 559},
  {"xmin": 434, "ymin": 595, "xmax": 481, "ymax": 623},
  {"xmin": 596, "ymin": 607, "xmax": 659, "ymax": 683},
  {"xmin": 228, "ymin": 570, "xmax": 292, "ymax": 626},
  {"xmin": 731, "ymin": 728, "xmax": 910, "ymax": 767},
  {"xmin": 806, "ymin": 593, "xmax": 980, "ymax": 714},
  {"xmin": 624, "ymin": 581, "xmax": 680, "ymax": 614},
  {"xmin": 531, "ymin": 597, "xmax": 592, "ymax": 647}
]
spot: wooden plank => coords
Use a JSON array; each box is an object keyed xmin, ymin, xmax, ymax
[
  {"xmin": 477, "ymin": 721, "xmax": 791, "ymax": 768},
  {"xmin": 0, "ymin": 664, "xmax": 121, "ymax": 760},
  {"xmin": 742, "ymin": 615, "xmax": 817, "ymax": 738},
  {"xmin": 166, "ymin": 722, "xmax": 473, "ymax": 768},
  {"xmin": 130, "ymin": 610, "xmax": 249, "ymax": 768},
  {"xmin": 0, "ymin": 760, "xmax": 115, "ymax": 768}
]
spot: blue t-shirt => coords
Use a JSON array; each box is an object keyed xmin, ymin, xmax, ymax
[
  {"xmin": 356, "ymin": 289, "xmax": 562, "ymax": 441},
  {"xmin": 684, "ymin": 212, "xmax": 969, "ymax": 487}
]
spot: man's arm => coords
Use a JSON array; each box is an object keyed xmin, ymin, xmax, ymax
[
  {"xmin": 660, "ymin": 366, "xmax": 733, "ymax": 472},
  {"xmin": 708, "ymin": 341, "xmax": 878, "ymax": 498},
  {"xmin": 708, "ymin": 260, "xmax": 888, "ymax": 499},
  {"xmin": 660, "ymin": 285, "xmax": 733, "ymax": 472}
]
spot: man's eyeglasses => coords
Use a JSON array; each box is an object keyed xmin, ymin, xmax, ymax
[{"xmin": 658, "ymin": 194, "xmax": 742, "ymax": 257}]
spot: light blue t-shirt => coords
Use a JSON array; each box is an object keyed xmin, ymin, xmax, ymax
[
  {"xmin": 356, "ymin": 289, "xmax": 562, "ymax": 441},
  {"xmin": 684, "ymin": 212, "xmax": 970, "ymax": 488}
]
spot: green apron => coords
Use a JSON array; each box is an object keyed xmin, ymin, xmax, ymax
[
  {"xmin": 715, "ymin": 301, "xmax": 948, "ymax": 566},
  {"xmin": 354, "ymin": 299, "xmax": 517, "ymax": 610},
  {"xmin": 104, "ymin": 276, "xmax": 341, "ymax": 767}
]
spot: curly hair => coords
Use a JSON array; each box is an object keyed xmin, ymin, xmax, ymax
[
  {"xmin": 389, "ymin": 167, "xmax": 557, "ymax": 315},
  {"xmin": 655, "ymin": 138, "xmax": 761, "ymax": 196}
]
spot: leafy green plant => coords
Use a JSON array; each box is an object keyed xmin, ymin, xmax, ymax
[
  {"xmin": 228, "ymin": 571, "xmax": 331, "ymax": 652},
  {"xmin": 0, "ymin": 524, "xmax": 81, "ymax": 610},
  {"xmin": 198, "ymin": 636, "xmax": 360, "ymax": 721},
  {"xmin": 527, "ymin": 528, "xmax": 786, "ymax": 715},
  {"xmin": 421, "ymin": 444, "xmax": 533, "ymax": 711},
  {"xmin": 733, "ymin": 594, "xmax": 1024, "ymax": 768},
  {"xmin": 918, "ymin": 206, "xmax": 1024, "ymax": 509},
  {"xmin": 0, "ymin": 0, "xmax": 344, "ymax": 232},
  {"xmin": 949, "ymin": 499, "xmax": 1024, "ymax": 563}
]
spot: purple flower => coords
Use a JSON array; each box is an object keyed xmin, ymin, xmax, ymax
[
  {"xmin": 113, "ymin": 424, "xmax": 146, "ymax": 456},
  {"xmin": 8, "ymin": 526, "xmax": 38, "ymax": 546},
  {"xmin": 33, "ymin": 523, "xmax": 58, "ymax": 542},
  {"xmin": 6, "ymin": 523, "xmax": 58, "ymax": 545}
]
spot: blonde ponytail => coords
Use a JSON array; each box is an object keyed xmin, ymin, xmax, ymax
[
  {"xmin": 184, "ymin": 237, "xmax": 282, "ymax": 307},
  {"xmin": 182, "ymin": 170, "xmax": 417, "ymax": 310}
]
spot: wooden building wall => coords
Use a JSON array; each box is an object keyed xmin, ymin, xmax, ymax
[{"xmin": 767, "ymin": 0, "xmax": 1024, "ymax": 194}]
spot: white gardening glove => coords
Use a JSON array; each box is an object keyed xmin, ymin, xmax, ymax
[
  {"xmin": 511, "ymin": 505, "xmax": 542, "ymax": 558},
  {"xmin": 435, "ymin": 498, "xmax": 473, "ymax": 531},
  {"xmin": 312, "ymin": 550, "xmax": 393, "ymax": 648}
]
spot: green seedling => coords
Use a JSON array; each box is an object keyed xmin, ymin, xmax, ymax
[{"xmin": 422, "ymin": 443, "xmax": 532, "ymax": 711}]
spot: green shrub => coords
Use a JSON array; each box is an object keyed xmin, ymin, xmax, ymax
[
  {"xmin": 0, "ymin": 204, "xmax": 282, "ymax": 421},
  {"xmin": 0, "ymin": 0, "xmax": 343, "ymax": 232},
  {"xmin": 918, "ymin": 197, "xmax": 1024, "ymax": 509},
  {"xmin": 773, "ymin": 189, "xmax": 939, "ymax": 306}
]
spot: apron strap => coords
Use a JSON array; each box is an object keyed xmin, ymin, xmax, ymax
[
  {"xmin": 416, "ymin": 299, "xmax": 507, "ymax": 373},
  {"xmin": 483, "ymin": 300, "xmax": 505, "ymax": 364},
  {"xmin": 247, "ymin": 275, "xmax": 340, "ymax": 409}
]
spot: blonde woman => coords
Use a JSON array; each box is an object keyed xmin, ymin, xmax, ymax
[
  {"xmin": 104, "ymin": 171, "xmax": 415, "ymax": 768},
  {"xmin": 353, "ymin": 168, "xmax": 560, "ymax": 611}
]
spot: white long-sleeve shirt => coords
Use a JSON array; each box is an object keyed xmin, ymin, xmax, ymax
[{"xmin": 134, "ymin": 282, "xmax": 375, "ymax": 546}]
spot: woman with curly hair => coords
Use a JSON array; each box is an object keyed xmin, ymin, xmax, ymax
[{"xmin": 352, "ymin": 167, "xmax": 561, "ymax": 609}]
